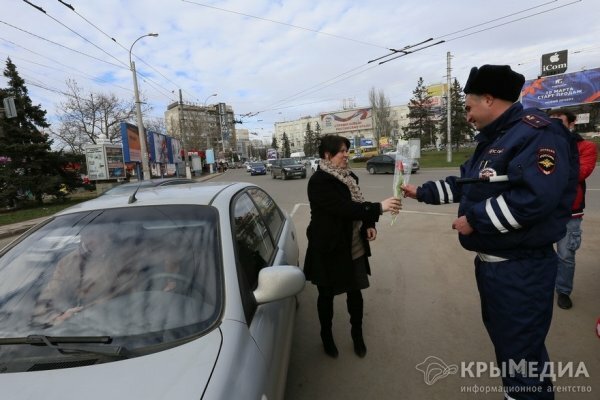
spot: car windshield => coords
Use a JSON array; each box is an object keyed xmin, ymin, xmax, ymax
[
  {"xmin": 0, "ymin": 205, "xmax": 222, "ymax": 360},
  {"xmin": 281, "ymin": 159, "xmax": 296, "ymax": 166},
  {"xmin": 250, "ymin": 163, "xmax": 264, "ymax": 168}
]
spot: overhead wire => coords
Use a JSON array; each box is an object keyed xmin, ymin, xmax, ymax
[
  {"xmin": 181, "ymin": 0, "xmax": 392, "ymax": 50},
  {"xmin": 55, "ymin": 0, "xmax": 197, "ymax": 101},
  {"xmin": 22, "ymin": 0, "xmax": 128, "ymax": 68},
  {"xmin": 244, "ymin": 0, "xmax": 584, "ymax": 116}
]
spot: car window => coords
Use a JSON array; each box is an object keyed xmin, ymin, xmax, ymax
[
  {"xmin": 0, "ymin": 205, "xmax": 222, "ymax": 357},
  {"xmin": 281, "ymin": 159, "xmax": 295, "ymax": 166},
  {"xmin": 248, "ymin": 188, "xmax": 284, "ymax": 241},
  {"xmin": 232, "ymin": 193, "xmax": 275, "ymax": 290}
]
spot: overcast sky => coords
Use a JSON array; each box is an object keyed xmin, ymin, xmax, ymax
[{"xmin": 1, "ymin": 0, "xmax": 599, "ymax": 140}]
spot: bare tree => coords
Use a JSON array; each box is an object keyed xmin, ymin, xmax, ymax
[
  {"xmin": 51, "ymin": 80, "xmax": 143, "ymax": 153},
  {"xmin": 369, "ymin": 87, "xmax": 393, "ymax": 153}
]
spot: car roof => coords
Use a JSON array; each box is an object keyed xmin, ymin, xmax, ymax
[
  {"xmin": 103, "ymin": 178, "xmax": 195, "ymax": 195},
  {"xmin": 56, "ymin": 182, "xmax": 251, "ymax": 216}
]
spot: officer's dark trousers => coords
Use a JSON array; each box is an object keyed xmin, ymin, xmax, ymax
[{"xmin": 475, "ymin": 254, "xmax": 557, "ymax": 400}]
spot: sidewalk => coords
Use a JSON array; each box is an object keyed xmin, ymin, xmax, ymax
[{"xmin": 0, "ymin": 171, "xmax": 224, "ymax": 240}]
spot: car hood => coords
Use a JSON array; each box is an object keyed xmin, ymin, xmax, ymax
[{"xmin": 0, "ymin": 329, "xmax": 222, "ymax": 400}]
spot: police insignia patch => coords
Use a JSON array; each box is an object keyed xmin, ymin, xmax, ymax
[
  {"xmin": 537, "ymin": 148, "xmax": 556, "ymax": 175},
  {"xmin": 523, "ymin": 114, "xmax": 551, "ymax": 128}
]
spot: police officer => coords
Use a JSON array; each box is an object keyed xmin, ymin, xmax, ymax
[{"xmin": 403, "ymin": 65, "xmax": 578, "ymax": 399}]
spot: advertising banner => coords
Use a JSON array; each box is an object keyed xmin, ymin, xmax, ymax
[
  {"xmin": 120, "ymin": 122, "xmax": 142, "ymax": 162},
  {"xmin": 85, "ymin": 145, "xmax": 108, "ymax": 180},
  {"xmin": 540, "ymin": 50, "xmax": 568, "ymax": 77},
  {"xmin": 521, "ymin": 68, "xmax": 600, "ymax": 109},
  {"xmin": 151, "ymin": 132, "xmax": 169, "ymax": 164},
  {"xmin": 170, "ymin": 137, "xmax": 182, "ymax": 163},
  {"xmin": 320, "ymin": 108, "xmax": 372, "ymax": 134}
]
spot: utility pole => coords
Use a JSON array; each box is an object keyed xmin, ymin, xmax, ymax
[
  {"xmin": 178, "ymin": 89, "xmax": 191, "ymax": 178},
  {"xmin": 446, "ymin": 51, "xmax": 453, "ymax": 163}
]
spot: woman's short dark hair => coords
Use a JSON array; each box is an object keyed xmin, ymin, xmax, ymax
[{"xmin": 318, "ymin": 135, "xmax": 351, "ymax": 159}]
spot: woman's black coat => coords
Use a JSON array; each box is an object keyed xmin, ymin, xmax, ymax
[{"xmin": 303, "ymin": 169, "xmax": 382, "ymax": 294}]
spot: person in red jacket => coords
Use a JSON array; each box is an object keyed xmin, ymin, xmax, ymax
[{"xmin": 548, "ymin": 109, "xmax": 598, "ymax": 309}]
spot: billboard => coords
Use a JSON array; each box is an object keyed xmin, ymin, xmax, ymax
[
  {"xmin": 541, "ymin": 50, "xmax": 568, "ymax": 77},
  {"xmin": 521, "ymin": 68, "xmax": 600, "ymax": 109},
  {"xmin": 320, "ymin": 108, "xmax": 372, "ymax": 135},
  {"xmin": 120, "ymin": 122, "xmax": 143, "ymax": 163},
  {"xmin": 149, "ymin": 132, "xmax": 169, "ymax": 163}
]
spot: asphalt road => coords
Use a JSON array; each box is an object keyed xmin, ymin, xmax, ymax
[{"xmin": 1, "ymin": 165, "xmax": 598, "ymax": 399}]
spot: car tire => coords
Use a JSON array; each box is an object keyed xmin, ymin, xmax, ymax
[
  {"xmin": 302, "ymin": 173, "xmax": 306, "ymax": 179},
  {"xmin": 283, "ymin": 172, "xmax": 288, "ymax": 180},
  {"xmin": 272, "ymin": 171, "xmax": 276, "ymax": 179},
  {"xmin": 368, "ymin": 166, "xmax": 377, "ymax": 175}
]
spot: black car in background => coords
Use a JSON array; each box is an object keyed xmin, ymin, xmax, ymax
[
  {"xmin": 365, "ymin": 154, "xmax": 420, "ymax": 175},
  {"xmin": 271, "ymin": 158, "xmax": 306, "ymax": 180}
]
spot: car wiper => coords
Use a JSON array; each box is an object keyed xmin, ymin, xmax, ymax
[{"xmin": 0, "ymin": 335, "xmax": 129, "ymax": 358}]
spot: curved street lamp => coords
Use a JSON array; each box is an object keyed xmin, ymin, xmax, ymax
[
  {"xmin": 203, "ymin": 93, "xmax": 217, "ymax": 107},
  {"xmin": 129, "ymin": 33, "xmax": 158, "ymax": 180}
]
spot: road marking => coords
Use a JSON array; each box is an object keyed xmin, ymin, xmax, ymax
[{"xmin": 291, "ymin": 203, "xmax": 309, "ymax": 217}]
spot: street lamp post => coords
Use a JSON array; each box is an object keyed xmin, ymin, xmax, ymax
[{"xmin": 129, "ymin": 33, "xmax": 158, "ymax": 180}]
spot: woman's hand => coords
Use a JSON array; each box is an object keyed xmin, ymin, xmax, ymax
[
  {"xmin": 366, "ymin": 227, "xmax": 377, "ymax": 241},
  {"xmin": 381, "ymin": 197, "xmax": 402, "ymax": 214}
]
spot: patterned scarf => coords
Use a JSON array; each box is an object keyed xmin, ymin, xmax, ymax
[{"xmin": 319, "ymin": 159, "xmax": 365, "ymax": 203}]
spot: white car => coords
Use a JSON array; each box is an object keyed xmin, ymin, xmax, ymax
[{"xmin": 0, "ymin": 182, "xmax": 304, "ymax": 400}]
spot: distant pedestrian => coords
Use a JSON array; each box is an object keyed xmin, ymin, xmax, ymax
[
  {"xmin": 304, "ymin": 134, "xmax": 401, "ymax": 358},
  {"xmin": 402, "ymin": 65, "xmax": 579, "ymax": 399},
  {"xmin": 548, "ymin": 109, "xmax": 597, "ymax": 310}
]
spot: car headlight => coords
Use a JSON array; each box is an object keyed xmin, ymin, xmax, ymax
[{"xmin": 283, "ymin": 167, "xmax": 291, "ymax": 171}]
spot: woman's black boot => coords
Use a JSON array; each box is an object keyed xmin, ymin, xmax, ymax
[
  {"xmin": 317, "ymin": 288, "xmax": 338, "ymax": 358},
  {"xmin": 320, "ymin": 329, "xmax": 339, "ymax": 358},
  {"xmin": 347, "ymin": 290, "xmax": 367, "ymax": 357},
  {"xmin": 351, "ymin": 327, "xmax": 367, "ymax": 358}
]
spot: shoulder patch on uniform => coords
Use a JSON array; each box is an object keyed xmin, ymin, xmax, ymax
[
  {"xmin": 537, "ymin": 148, "xmax": 556, "ymax": 175},
  {"xmin": 522, "ymin": 114, "xmax": 551, "ymax": 128}
]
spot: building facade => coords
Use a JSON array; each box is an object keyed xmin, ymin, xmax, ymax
[
  {"xmin": 164, "ymin": 101, "xmax": 237, "ymax": 157},
  {"xmin": 273, "ymin": 104, "xmax": 411, "ymax": 153}
]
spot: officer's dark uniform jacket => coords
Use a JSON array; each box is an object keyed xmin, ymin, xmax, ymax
[{"xmin": 416, "ymin": 103, "xmax": 579, "ymax": 259}]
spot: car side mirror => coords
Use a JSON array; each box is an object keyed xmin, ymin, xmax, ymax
[{"xmin": 253, "ymin": 265, "xmax": 305, "ymax": 304}]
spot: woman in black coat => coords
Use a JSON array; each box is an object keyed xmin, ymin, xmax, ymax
[{"xmin": 304, "ymin": 135, "xmax": 401, "ymax": 358}]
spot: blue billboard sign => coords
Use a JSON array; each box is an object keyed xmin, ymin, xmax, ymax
[{"xmin": 521, "ymin": 68, "xmax": 600, "ymax": 109}]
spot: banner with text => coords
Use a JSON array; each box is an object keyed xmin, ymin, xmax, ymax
[{"xmin": 521, "ymin": 68, "xmax": 600, "ymax": 109}]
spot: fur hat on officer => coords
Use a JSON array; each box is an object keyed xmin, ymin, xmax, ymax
[{"xmin": 463, "ymin": 65, "xmax": 525, "ymax": 102}]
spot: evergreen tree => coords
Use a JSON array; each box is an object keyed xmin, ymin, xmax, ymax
[
  {"xmin": 0, "ymin": 58, "xmax": 77, "ymax": 207},
  {"xmin": 303, "ymin": 122, "xmax": 314, "ymax": 156},
  {"xmin": 282, "ymin": 132, "xmax": 291, "ymax": 157},
  {"xmin": 439, "ymin": 78, "xmax": 474, "ymax": 149},
  {"xmin": 402, "ymin": 77, "xmax": 437, "ymax": 146},
  {"xmin": 271, "ymin": 136, "xmax": 278, "ymax": 151},
  {"xmin": 314, "ymin": 121, "xmax": 322, "ymax": 146}
]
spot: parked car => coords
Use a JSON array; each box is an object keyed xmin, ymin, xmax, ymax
[
  {"xmin": 366, "ymin": 154, "xmax": 420, "ymax": 175},
  {"xmin": 0, "ymin": 182, "xmax": 304, "ymax": 400},
  {"xmin": 102, "ymin": 178, "xmax": 195, "ymax": 195},
  {"xmin": 248, "ymin": 162, "xmax": 267, "ymax": 176},
  {"xmin": 309, "ymin": 158, "xmax": 320, "ymax": 172},
  {"xmin": 271, "ymin": 158, "xmax": 306, "ymax": 180}
]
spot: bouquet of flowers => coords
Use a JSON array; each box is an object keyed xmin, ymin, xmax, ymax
[{"xmin": 391, "ymin": 141, "xmax": 418, "ymax": 225}]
